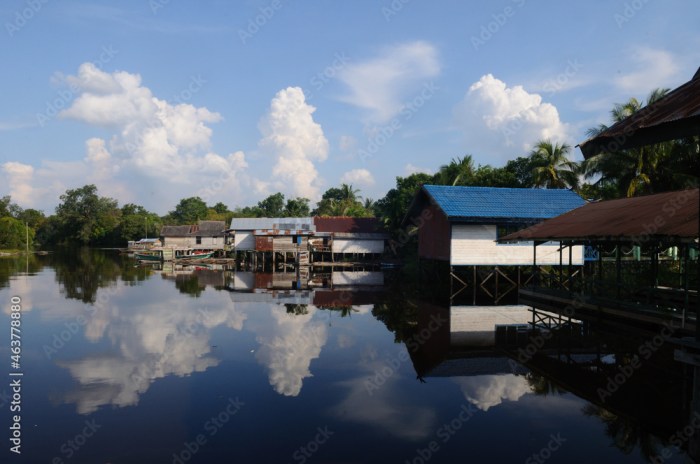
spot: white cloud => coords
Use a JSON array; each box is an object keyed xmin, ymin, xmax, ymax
[
  {"xmin": 338, "ymin": 41, "xmax": 440, "ymax": 123},
  {"xmin": 615, "ymin": 47, "xmax": 680, "ymax": 94},
  {"xmin": 453, "ymin": 374, "xmax": 531, "ymax": 411},
  {"xmin": 258, "ymin": 87, "xmax": 329, "ymax": 201},
  {"xmin": 4, "ymin": 62, "xmax": 250, "ymax": 213},
  {"xmin": 252, "ymin": 306, "xmax": 328, "ymax": 397},
  {"xmin": 2, "ymin": 162, "xmax": 35, "ymax": 207},
  {"xmin": 454, "ymin": 74, "xmax": 570, "ymax": 164},
  {"xmin": 404, "ymin": 163, "xmax": 433, "ymax": 176},
  {"xmin": 340, "ymin": 168, "xmax": 375, "ymax": 186}
]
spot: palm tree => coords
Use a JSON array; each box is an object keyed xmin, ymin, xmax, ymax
[
  {"xmin": 433, "ymin": 156, "xmax": 475, "ymax": 186},
  {"xmin": 582, "ymin": 88, "xmax": 676, "ymax": 198},
  {"xmin": 338, "ymin": 183, "xmax": 361, "ymax": 203},
  {"xmin": 529, "ymin": 140, "xmax": 580, "ymax": 190}
]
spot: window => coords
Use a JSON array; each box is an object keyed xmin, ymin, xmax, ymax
[{"xmin": 196, "ymin": 236, "xmax": 202, "ymax": 245}]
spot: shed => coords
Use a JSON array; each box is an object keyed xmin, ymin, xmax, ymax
[
  {"xmin": 402, "ymin": 185, "xmax": 586, "ymax": 266},
  {"xmin": 313, "ymin": 217, "xmax": 389, "ymax": 254},
  {"xmin": 159, "ymin": 221, "xmax": 228, "ymax": 250}
]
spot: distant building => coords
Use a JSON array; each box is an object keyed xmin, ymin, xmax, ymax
[
  {"xmin": 229, "ymin": 217, "xmax": 315, "ymax": 252},
  {"xmin": 402, "ymin": 185, "xmax": 586, "ymax": 266},
  {"xmin": 159, "ymin": 220, "xmax": 228, "ymax": 250},
  {"xmin": 313, "ymin": 217, "xmax": 388, "ymax": 256}
]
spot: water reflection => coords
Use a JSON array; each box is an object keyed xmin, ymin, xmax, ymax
[
  {"xmin": 400, "ymin": 297, "xmax": 698, "ymax": 462},
  {"xmin": 1, "ymin": 250, "xmax": 698, "ymax": 462}
]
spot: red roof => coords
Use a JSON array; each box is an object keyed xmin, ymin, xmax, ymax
[
  {"xmin": 313, "ymin": 217, "xmax": 383, "ymax": 234},
  {"xmin": 500, "ymin": 189, "xmax": 699, "ymax": 243}
]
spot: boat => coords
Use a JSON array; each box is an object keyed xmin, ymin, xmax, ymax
[
  {"xmin": 134, "ymin": 248, "xmax": 216, "ymax": 262},
  {"xmin": 178, "ymin": 251, "xmax": 216, "ymax": 260}
]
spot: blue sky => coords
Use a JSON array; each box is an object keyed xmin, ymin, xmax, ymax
[{"xmin": 1, "ymin": 0, "xmax": 699, "ymax": 214}]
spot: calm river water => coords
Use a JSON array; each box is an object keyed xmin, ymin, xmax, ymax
[{"xmin": 1, "ymin": 249, "xmax": 695, "ymax": 463}]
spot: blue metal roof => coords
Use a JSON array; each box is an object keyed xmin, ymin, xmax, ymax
[{"xmin": 423, "ymin": 185, "xmax": 585, "ymax": 221}]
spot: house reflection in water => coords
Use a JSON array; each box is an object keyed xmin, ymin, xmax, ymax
[{"xmin": 405, "ymin": 299, "xmax": 700, "ymax": 461}]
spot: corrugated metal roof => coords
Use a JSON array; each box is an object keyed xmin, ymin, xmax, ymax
[
  {"xmin": 230, "ymin": 217, "xmax": 315, "ymax": 231},
  {"xmin": 160, "ymin": 221, "xmax": 226, "ymax": 237},
  {"xmin": 160, "ymin": 225, "xmax": 192, "ymax": 237},
  {"xmin": 578, "ymin": 67, "xmax": 700, "ymax": 158},
  {"xmin": 500, "ymin": 188, "xmax": 699, "ymax": 242},
  {"xmin": 422, "ymin": 185, "xmax": 585, "ymax": 221},
  {"xmin": 314, "ymin": 217, "xmax": 383, "ymax": 233}
]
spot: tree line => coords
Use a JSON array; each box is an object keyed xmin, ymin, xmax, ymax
[{"xmin": 1, "ymin": 88, "xmax": 697, "ymax": 249}]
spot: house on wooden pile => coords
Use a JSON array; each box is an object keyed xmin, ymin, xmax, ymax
[
  {"xmin": 402, "ymin": 185, "xmax": 586, "ymax": 302},
  {"xmin": 403, "ymin": 185, "xmax": 586, "ymax": 267},
  {"xmin": 159, "ymin": 220, "xmax": 228, "ymax": 250},
  {"xmin": 229, "ymin": 217, "xmax": 315, "ymax": 266},
  {"xmin": 312, "ymin": 217, "xmax": 389, "ymax": 261}
]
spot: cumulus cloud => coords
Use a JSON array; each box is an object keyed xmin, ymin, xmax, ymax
[
  {"xmin": 454, "ymin": 74, "xmax": 570, "ymax": 164},
  {"xmin": 259, "ymin": 87, "xmax": 329, "ymax": 201},
  {"xmin": 56, "ymin": 289, "xmax": 247, "ymax": 414},
  {"xmin": 252, "ymin": 307, "xmax": 328, "ymax": 397},
  {"xmin": 2, "ymin": 162, "xmax": 36, "ymax": 207},
  {"xmin": 338, "ymin": 41, "xmax": 440, "ymax": 123},
  {"xmin": 453, "ymin": 374, "xmax": 531, "ymax": 411},
  {"xmin": 4, "ymin": 62, "xmax": 250, "ymax": 212},
  {"xmin": 340, "ymin": 168, "xmax": 375, "ymax": 186}
]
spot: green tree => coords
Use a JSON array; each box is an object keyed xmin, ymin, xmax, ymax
[
  {"xmin": 169, "ymin": 197, "xmax": 208, "ymax": 224},
  {"xmin": 581, "ymin": 88, "xmax": 698, "ymax": 197},
  {"xmin": 0, "ymin": 217, "xmax": 34, "ymax": 250},
  {"xmin": 212, "ymin": 202, "xmax": 229, "ymax": 214},
  {"xmin": 471, "ymin": 164, "xmax": 520, "ymax": 187},
  {"xmin": 375, "ymin": 172, "xmax": 433, "ymax": 232},
  {"xmin": 529, "ymin": 140, "xmax": 580, "ymax": 190},
  {"xmin": 432, "ymin": 156, "xmax": 475, "ymax": 186},
  {"xmin": 55, "ymin": 185, "xmax": 121, "ymax": 244},
  {"xmin": 0, "ymin": 196, "xmax": 23, "ymax": 218},
  {"xmin": 284, "ymin": 197, "xmax": 310, "ymax": 217},
  {"xmin": 118, "ymin": 204, "xmax": 161, "ymax": 242},
  {"xmin": 257, "ymin": 192, "xmax": 285, "ymax": 217},
  {"xmin": 17, "ymin": 209, "xmax": 45, "ymax": 230}
]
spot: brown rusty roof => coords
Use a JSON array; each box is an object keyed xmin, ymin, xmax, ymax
[
  {"xmin": 314, "ymin": 216, "xmax": 383, "ymax": 234},
  {"xmin": 578, "ymin": 67, "xmax": 700, "ymax": 158},
  {"xmin": 500, "ymin": 188, "xmax": 699, "ymax": 243}
]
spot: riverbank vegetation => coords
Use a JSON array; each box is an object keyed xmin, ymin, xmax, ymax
[{"xmin": 2, "ymin": 88, "xmax": 697, "ymax": 249}]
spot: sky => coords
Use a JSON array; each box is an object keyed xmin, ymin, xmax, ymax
[{"xmin": 1, "ymin": 0, "xmax": 699, "ymax": 215}]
